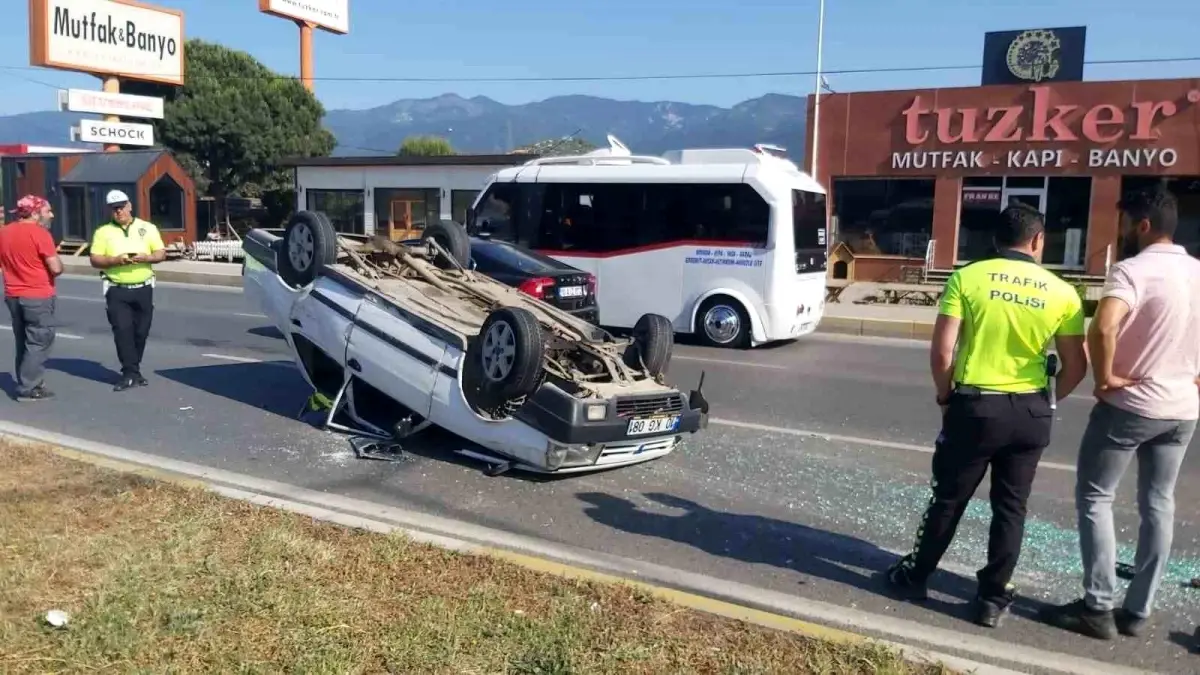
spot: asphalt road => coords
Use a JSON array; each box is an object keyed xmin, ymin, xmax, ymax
[{"xmin": 4, "ymin": 276, "xmax": 1200, "ymax": 673}]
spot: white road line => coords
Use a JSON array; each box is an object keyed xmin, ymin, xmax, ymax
[
  {"xmin": 202, "ymin": 353, "xmax": 270, "ymax": 364},
  {"xmin": 710, "ymin": 417, "xmax": 1078, "ymax": 473},
  {"xmin": 0, "ymin": 324, "xmax": 84, "ymax": 340},
  {"xmin": 673, "ymin": 355, "xmax": 789, "ymax": 370},
  {"xmin": 57, "ymin": 294, "xmax": 266, "ymax": 319}
]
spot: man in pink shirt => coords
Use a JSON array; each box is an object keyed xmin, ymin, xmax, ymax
[{"xmin": 1042, "ymin": 185, "xmax": 1200, "ymax": 640}]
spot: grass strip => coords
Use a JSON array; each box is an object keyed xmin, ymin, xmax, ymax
[{"xmin": 0, "ymin": 441, "xmax": 951, "ymax": 674}]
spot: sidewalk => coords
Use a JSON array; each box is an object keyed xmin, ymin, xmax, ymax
[
  {"xmin": 60, "ymin": 256, "xmax": 243, "ymax": 288},
  {"xmin": 820, "ymin": 303, "xmax": 937, "ymax": 339}
]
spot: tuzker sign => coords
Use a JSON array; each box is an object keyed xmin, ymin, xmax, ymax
[{"xmin": 890, "ymin": 85, "xmax": 1200, "ymax": 172}]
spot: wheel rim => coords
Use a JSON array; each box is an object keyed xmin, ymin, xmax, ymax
[
  {"xmin": 288, "ymin": 223, "xmax": 315, "ymax": 272},
  {"xmin": 703, "ymin": 305, "xmax": 741, "ymax": 344},
  {"xmin": 481, "ymin": 320, "xmax": 517, "ymax": 382}
]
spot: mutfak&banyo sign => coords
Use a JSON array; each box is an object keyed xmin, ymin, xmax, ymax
[
  {"xmin": 53, "ymin": 4, "xmax": 178, "ymax": 61},
  {"xmin": 29, "ymin": 0, "xmax": 186, "ymax": 85}
]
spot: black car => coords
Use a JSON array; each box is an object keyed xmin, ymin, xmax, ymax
[
  {"xmin": 468, "ymin": 238, "xmax": 598, "ymax": 322},
  {"xmin": 403, "ymin": 235, "xmax": 599, "ymax": 322}
]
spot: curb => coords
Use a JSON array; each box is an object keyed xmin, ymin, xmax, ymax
[
  {"xmin": 60, "ymin": 261, "xmax": 243, "ymax": 288},
  {"xmin": 818, "ymin": 316, "xmax": 934, "ymax": 340},
  {"xmin": 0, "ymin": 422, "xmax": 1150, "ymax": 675}
]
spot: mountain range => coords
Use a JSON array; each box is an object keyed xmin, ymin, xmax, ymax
[{"xmin": 0, "ymin": 93, "xmax": 809, "ymax": 158}]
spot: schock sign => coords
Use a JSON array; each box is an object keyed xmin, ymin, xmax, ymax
[
  {"xmin": 891, "ymin": 85, "xmax": 1200, "ymax": 171},
  {"xmin": 29, "ymin": 0, "xmax": 185, "ymax": 85}
]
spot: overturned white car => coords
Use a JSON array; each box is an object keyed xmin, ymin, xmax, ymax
[{"xmin": 242, "ymin": 211, "xmax": 709, "ymax": 474}]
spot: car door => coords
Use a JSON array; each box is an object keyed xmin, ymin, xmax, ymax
[
  {"xmin": 288, "ymin": 275, "xmax": 362, "ymax": 368},
  {"xmin": 345, "ymin": 293, "xmax": 449, "ymax": 418}
]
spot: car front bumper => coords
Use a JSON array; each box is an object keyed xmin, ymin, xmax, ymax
[{"xmin": 514, "ymin": 383, "xmax": 709, "ymax": 450}]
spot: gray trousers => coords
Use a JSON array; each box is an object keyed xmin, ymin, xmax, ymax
[
  {"xmin": 1076, "ymin": 401, "xmax": 1196, "ymax": 618},
  {"xmin": 5, "ymin": 296, "xmax": 56, "ymax": 396}
]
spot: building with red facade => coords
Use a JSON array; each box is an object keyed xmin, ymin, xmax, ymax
[{"xmin": 806, "ymin": 77, "xmax": 1200, "ymax": 282}]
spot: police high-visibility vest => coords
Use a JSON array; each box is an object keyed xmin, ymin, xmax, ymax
[
  {"xmin": 940, "ymin": 250, "xmax": 1085, "ymax": 392},
  {"xmin": 91, "ymin": 218, "xmax": 165, "ymax": 285}
]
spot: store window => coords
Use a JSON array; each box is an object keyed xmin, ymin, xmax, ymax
[
  {"xmin": 149, "ymin": 175, "xmax": 185, "ymax": 232},
  {"xmin": 451, "ymin": 189, "xmax": 479, "ymax": 225},
  {"xmin": 832, "ymin": 178, "xmax": 934, "ymax": 257},
  {"xmin": 957, "ymin": 177, "xmax": 1091, "ymax": 268},
  {"xmin": 374, "ymin": 188, "xmax": 438, "ymax": 241},
  {"xmin": 60, "ymin": 185, "xmax": 89, "ymax": 241},
  {"xmin": 1121, "ymin": 177, "xmax": 1200, "ymax": 258},
  {"xmin": 1044, "ymin": 177, "xmax": 1092, "ymax": 269},
  {"xmin": 306, "ymin": 189, "xmax": 365, "ymax": 235},
  {"xmin": 958, "ymin": 177, "xmax": 1003, "ymax": 262}
]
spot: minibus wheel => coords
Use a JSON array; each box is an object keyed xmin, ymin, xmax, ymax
[{"xmin": 696, "ymin": 296, "xmax": 750, "ymax": 348}]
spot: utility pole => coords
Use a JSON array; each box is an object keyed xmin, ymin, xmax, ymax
[
  {"xmin": 809, "ymin": 0, "xmax": 826, "ymax": 181},
  {"xmin": 101, "ymin": 75, "xmax": 121, "ymax": 152},
  {"xmin": 299, "ymin": 20, "xmax": 315, "ymax": 91}
]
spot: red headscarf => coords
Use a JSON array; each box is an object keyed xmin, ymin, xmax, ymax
[{"xmin": 10, "ymin": 195, "xmax": 49, "ymax": 220}]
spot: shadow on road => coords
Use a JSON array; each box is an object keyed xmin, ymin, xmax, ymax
[
  {"xmin": 153, "ymin": 360, "xmax": 567, "ymax": 483},
  {"xmin": 155, "ymin": 361, "xmax": 306, "ymax": 418},
  {"xmin": 1, "ymin": 358, "xmax": 120, "ymax": 396},
  {"xmin": 1168, "ymin": 629, "xmax": 1198, "ymax": 653},
  {"xmin": 48, "ymin": 358, "xmax": 120, "ymax": 385},
  {"xmin": 577, "ymin": 491, "xmax": 1037, "ymax": 624},
  {"xmin": 248, "ymin": 326, "xmax": 284, "ymax": 340}
]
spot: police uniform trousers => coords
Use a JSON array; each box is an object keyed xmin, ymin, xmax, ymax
[
  {"xmin": 105, "ymin": 282, "xmax": 154, "ymax": 378},
  {"xmin": 904, "ymin": 386, "xmax": 1054, "ymax": 599}
]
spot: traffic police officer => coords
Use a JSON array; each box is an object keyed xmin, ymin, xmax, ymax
[
  {"xmin": 886, "ymin": 203, "xmax": 1088, "ymax": 628},
  {"xmin": 89, "ymin": 190, "xmax": 166, "ymax": 392}
]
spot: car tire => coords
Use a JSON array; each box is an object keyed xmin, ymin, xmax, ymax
[
  {"xmin": 624, "ymin": 313, "xmax": 673, "ymax": 377},
  {"xmin": 422, "ymin": 219, "xmax": 472, "ymax": 270},
  {"xmin": 468, "ymin": 307, "xmax": 545, "ymax": 406},
  {"xmin": 279, "ymin": 211, "xmax": 338, "ymax": 288},
  {"xmin": 695, "ymin": 296, "xmax": 751, "ymax": 348}
]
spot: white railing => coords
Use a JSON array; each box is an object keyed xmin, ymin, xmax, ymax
[
  {"xmin": 923, "ymin": 239, "xmax": 937, "ymax": 283},
  {"xmin": 192, "ymin": 240, "xmax": 244, "ymax": 262}
]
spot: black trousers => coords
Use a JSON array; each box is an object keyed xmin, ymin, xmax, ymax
[
  {"xmin": 900, "ymin": 388, "xmax": 1053, "ymax": 600},
  {"xmin": 105, "ymin": 285, "xmax": 154, "ymax": 378}
]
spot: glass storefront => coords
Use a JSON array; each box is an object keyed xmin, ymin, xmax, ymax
[
  {"xmin": 374, "ymin": 188, "xmax": 439, "ymax": 241},
  {"xmin": 957, "ymin": 176, "xmax": 1091, "ymax": 269},
  {"xmin": 306, "ymin": 189, "xmax": 365, "ymax": 234},
  {"xmin": 831, "ymin": 178, "xmax": 934, "ymax": 257}
]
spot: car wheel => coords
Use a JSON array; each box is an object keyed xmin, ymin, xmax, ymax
[
  {"xmin": 623, "ymin": 313, "xmax": 673, "ymax": 377},
  {"xmin": 422, "ymin": 219, "xmax": 472, "ymax": 270},
  {"xmin": 696, "ymin": 296, "xmax": 751, "ymax": 348},
  {"xmin": 279, "ymin": 211, "xmax": 337, "ymax": 288},
  {"xmin": 467, "ymin": 307, "xmax": 545, "ymax": 406}
]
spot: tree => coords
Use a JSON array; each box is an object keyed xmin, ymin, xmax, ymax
[
  {"xmin": 511, "ymin": 137, "xmax": 597, "ymax": 157},
  {"xmin": 397, "ymin": 135, "xmax": 454, "ymax": 156},
  {"xmin": 123, "ymin": 39, "xmax": 336, "ymax": 225}
]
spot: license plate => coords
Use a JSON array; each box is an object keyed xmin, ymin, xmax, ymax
[
  {"xmin": 626, "ymin": 415, "xmax": 680, "ymax": 436},
  {"xmin": 558, "ymin": 285, "xmax": 585, "ymax": 298}
]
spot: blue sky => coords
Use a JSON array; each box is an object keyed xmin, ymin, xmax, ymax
[{"xmin": 1, "ymin": 0, "xmax": 1197, "ymax": 116}]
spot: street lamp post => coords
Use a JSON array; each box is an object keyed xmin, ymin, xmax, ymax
[{"xmin": 809, "ymin": 0, "xmax": 826, "ymax": 182}]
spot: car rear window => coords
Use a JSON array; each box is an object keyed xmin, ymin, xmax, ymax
[{"xmin": 472, "ymin": 241, "xmax": 568, "ymax": 274}]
